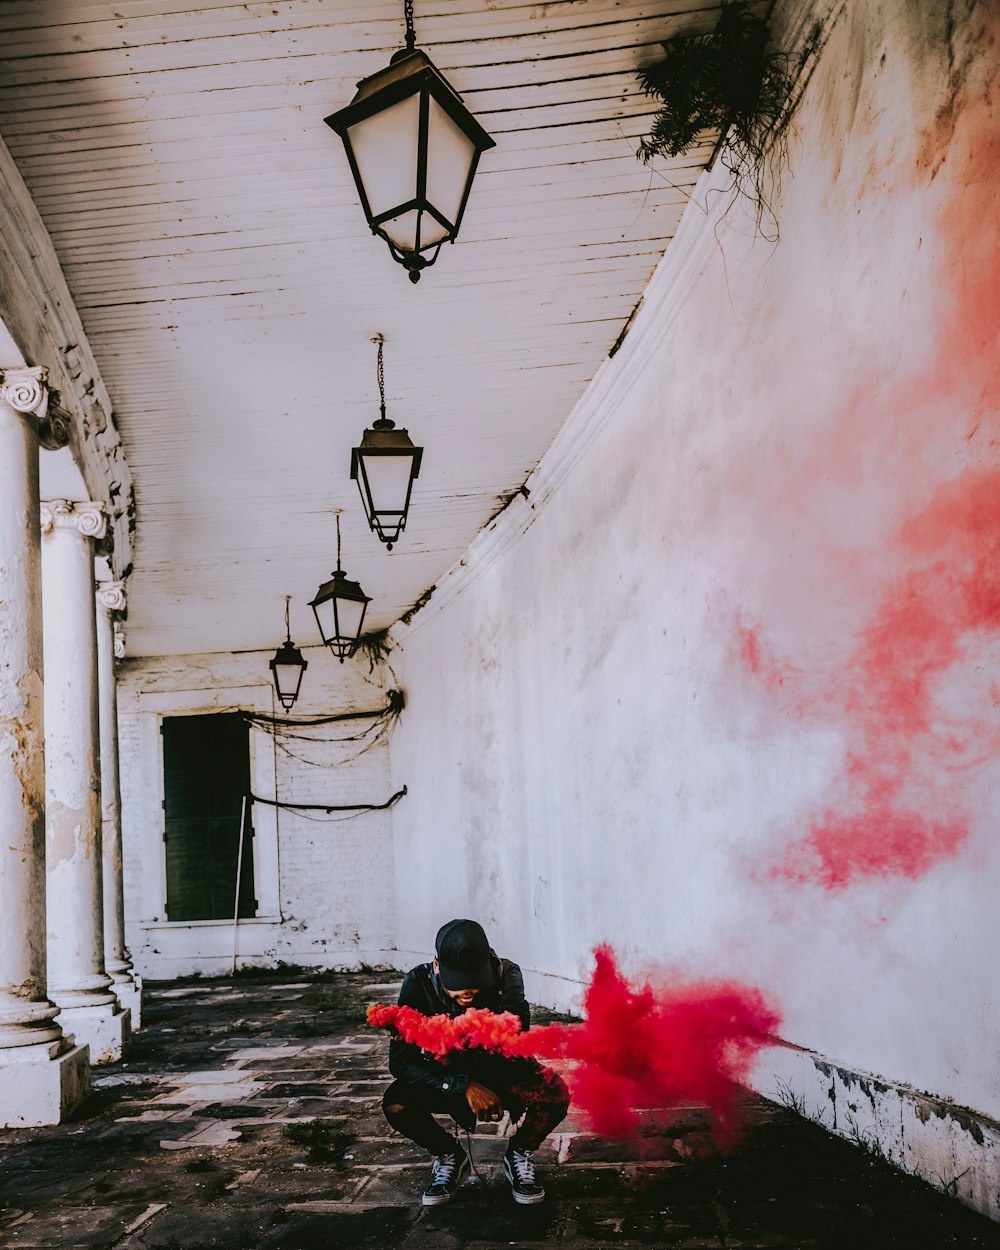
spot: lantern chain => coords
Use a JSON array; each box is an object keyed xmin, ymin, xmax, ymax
[
  {"xmin": 404, "ymin": 0, "xmax": 416, "ymax": 49},
  {"xmin": 372, "ymin": 332, "xmax": 387, "ymax": 422},
  {"xmin": 335, "ymin": 510, "xmax": 342, "ymax": 572},
  {"xmin": 284, "ymin": 594, "xmax": 292, "ymax": 642}
]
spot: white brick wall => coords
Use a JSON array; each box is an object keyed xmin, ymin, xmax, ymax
[{"xmin": 117, "ymin": 644, "xmax": 399, "ymax": 978}]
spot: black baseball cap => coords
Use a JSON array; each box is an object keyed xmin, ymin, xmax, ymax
[{"xmin": 435, "ymin": 919, "xmax": 497, "ymax": 990}]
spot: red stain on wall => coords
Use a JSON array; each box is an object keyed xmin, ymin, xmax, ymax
[
  {"xmin": 370, "ymin": 947, "xmax": 780, "ymax": 1146},
  {"xmin": 775, "ymin": 467, "xmax": 1000, "ymax": 887},
  {"xmin": 779, "ymin": 803, "xmax": 968, "ymax": 890},
  {"xmin": 737, "ymin": 622, "xmax": 791, "ymax": 692},
  {"xmin": 742, "ymin": 66, "xmax": 1000, "ymax": 889}
]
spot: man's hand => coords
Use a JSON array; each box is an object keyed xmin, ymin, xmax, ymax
[{"xmin": 465, "ymin": 1078, "xmax": 503, "ymax": 1122}]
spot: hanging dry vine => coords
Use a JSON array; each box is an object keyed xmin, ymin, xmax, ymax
[
  {"xmin": 637, "ymin": 1, "xmax": 796, "ymax": 235},
  {"xmin": 353, "ymin": 627, "xmax": 394, "ymax": 673}
]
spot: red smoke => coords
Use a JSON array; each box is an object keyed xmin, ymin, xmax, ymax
[
  {"xmin": 740, "ymin": 71, "xmax": 1000, "ymax": 890},
  {"xmin": 370, "ymin": 947, "xmax": 780, "ymax": 1146},
  {"xmin": 367, "ymin": 1002, "xmax": 525, "ymax": 1056},
  {"xmin": 779, "ymin": 806, "xmax": 968, "ymax": 891},
  {"xmin": 771, "ymin": 462, "xmax": 1000, "ymax": 889}
]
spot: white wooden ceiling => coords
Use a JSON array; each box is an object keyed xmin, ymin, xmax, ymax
[{"xmin": 0, "ymin": 0, "xmax": 719, "ymax": 658}]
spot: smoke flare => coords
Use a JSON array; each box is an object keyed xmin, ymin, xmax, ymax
[{"xmin": 370, "ymin": 947, "xmax": 780, "ymax": 1144}]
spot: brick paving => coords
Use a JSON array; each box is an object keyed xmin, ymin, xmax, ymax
[{"xmin": 1, "ymin": 972, "xmax": 999, "ymax": 1249}]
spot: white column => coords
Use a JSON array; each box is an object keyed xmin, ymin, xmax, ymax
[
  {"xmin": 41, "ymin": 500, "xmax": 130, "ymax": 1063},
  {"xmin": 0, "ymin": 368, "xmax": 88, "ymax": 1126},
  {"xmin": 95, "ymin": 580, "xmax": 142, "ymax": 1028}
]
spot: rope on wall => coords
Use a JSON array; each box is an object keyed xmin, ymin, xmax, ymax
[
  {"xmin": 249, "ymin": 785, "xmax": 408, "ymax": 815},
  {"xmin": 243, "ymin": 689, "xmax": 405, "ymax": 766},
  {"xmin": 243, "ymin": 688, "xmax": 404, "ymax": 731}
]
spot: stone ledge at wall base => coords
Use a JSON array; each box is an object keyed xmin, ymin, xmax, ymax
[
  {"xmin": 130, "ymin": 936, "xmax": 404, "ymax": 982},
  {"xmin": 112, "ymin": 979, "xmax": 142, "ymax": 1031},
  {"xmin": 754, "ymin": 1041, "xmax": 1000, "ymax": 1224},
  {"xmin": 52, "ymin": 1003, "xmax": 131, "ymax": 1065},
  {"xmin": 520, "ymin": 967, "xmax": 585, "ymax": 1018},
  {"xmin": 0, "ymin": 1040, "xmax": 89, "ymax": 1128}
]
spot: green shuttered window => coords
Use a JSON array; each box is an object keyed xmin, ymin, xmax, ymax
[{"xmin": 161, "ymin": 712, "xmax": 257, "ymax": 922}]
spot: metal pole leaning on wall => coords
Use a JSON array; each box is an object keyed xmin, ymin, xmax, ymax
[{"xmin": 231, "ymin": 794, "xmax": 248, "ymax": 976}]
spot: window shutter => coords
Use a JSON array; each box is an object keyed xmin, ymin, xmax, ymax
[{"xmin": 161, "ymin": 712, "xmax": 256, "ymax": 922}]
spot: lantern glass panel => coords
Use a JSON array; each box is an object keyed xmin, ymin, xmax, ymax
[
  {"xmin": 346, "ymin": 93, "xmax": 420, "ymax": 222},
  {"xmin": 383, "ymin": 208, "xmax": 421, "ymax": 252},
  {"xmin": 312, "ymin": 595, "xmax": 337, "ymax": 644},
  {"xmin": 358, "ymin": 451, "xmax": 417, "ymax": 516},
  {"xmin": 426, "ymin": 95, "xmax": 478, "ymax": 227},
  {"xmin": 271, "ymin": 660, "xmax": 302, "ymax": 710},
  {"xmin": 413, "ymin": 208, "xmax": 449, "ymax": 251},
  {"xmin": 272, "ymin": 662, "xmax": 304, "ymax": 704},
  {"xmin": 333, "ymin": 594, "xmax": 367, "ymax": 642}
]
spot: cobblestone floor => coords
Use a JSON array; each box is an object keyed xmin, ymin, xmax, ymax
[{"xmin": 1, "ymin": 972, "xmax": 999, "ymax": 1249}]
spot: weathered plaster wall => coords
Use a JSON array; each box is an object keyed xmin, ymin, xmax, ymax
[
  {"xmin": 117, "ymin": 647, "xmax": 398, "ymax": 978},
  {"xmin": 388, "ymin": 0, "xmax": 1000, "ymax": 1215}
]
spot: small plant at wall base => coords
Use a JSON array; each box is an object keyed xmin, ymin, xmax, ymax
[{"xmin": 636, "ymin": 0, "xmax": 794, "ymax": 234}]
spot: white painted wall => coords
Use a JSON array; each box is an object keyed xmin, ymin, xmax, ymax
[
  {"xmin": 117, "ymin": 646, "xmax": 398, "ymax": 978},
  {"xmin": 387, "ymin": 0, "xmax": 1000, "ymax": 1215}
]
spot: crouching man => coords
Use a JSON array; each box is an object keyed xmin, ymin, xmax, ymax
[{"xmin": 381, "ymin": 918, "xmax": 570, "ymax": 1206}]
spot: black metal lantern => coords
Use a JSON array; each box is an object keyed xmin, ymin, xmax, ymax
[
  {"xmin": 309, "ymin": 513, "xmax": 372, "ymax": 662},
  {"xmin": 324, "ymin": 0, "xmax": 495, "ymax": 282},
  {"xmin": 351, "ymin": 334, "xmax": 423, "ymax": 550},
  {"xmin": 269, "ymin": 596, "xmax": 308, "ymax": 710}
]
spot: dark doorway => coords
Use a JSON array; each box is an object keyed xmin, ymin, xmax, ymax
[{"xmin": 161, "ymin": 712, "xmax": 256, "ymax": 922}]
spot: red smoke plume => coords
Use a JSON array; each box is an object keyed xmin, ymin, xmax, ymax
[
  {"xmin": 739, "ymin": 74, "xmax": 1000, "ymax": 890},
  {"xmin": 773, "ymin": 467, "xmax": 1000, "ymax": 888},
  {"xmin": 370, "ymin": 947, "xmax": 780, "ymax": 1145},
  {"xmin": 367, "ymin": 1002, "xmax": 525, "ymax": 1056}
]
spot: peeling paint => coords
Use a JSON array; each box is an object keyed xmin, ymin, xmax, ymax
[
  {"xmin": 766, "ymin": 1044, "xmax": 1000, "ymax": 1221},
  {"xmin": 483, "ymin": 480, "xmax": 533, "ymax": 530},
  {"xmin": 399, "ymin": 585, "xmax": 437, "ymax": 627},
  {"xmin": 3, "ymin": 671, "xmax": 44, "ymax": 828},
  {"xmin": 812, "ymin": 1054, "xmax": 994, "ymax": 1150},
  {"xmin": 6, "ymin": 977, "xmax": 45, "ymax": 1001},
  {"xmin": 45, "ymin": 798, "xmax": 94, "ymax": 866},
  {"xmin": 920, "ymin": 1094, "xmax": 988, "ymax": 1145}
]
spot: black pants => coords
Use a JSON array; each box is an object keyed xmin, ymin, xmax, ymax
[{"xmin": 382, "ymin": 1060, "xmax": 569, "ymax": 1157}]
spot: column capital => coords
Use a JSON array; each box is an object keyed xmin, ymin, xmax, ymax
[
  {"xmin": 0, "ymin": 365, "xmax": 48, "ymax": 417},
  {"xmin": 96, "ymin": 579, "xmax": 127, "ymax": 613},
  {"xmin": 113, "ymin": 622, "xmax": 127, "ymax": 660},
  {"xmin": 40, "ymin": 499, "xmax": 107, "ymax": 541}
]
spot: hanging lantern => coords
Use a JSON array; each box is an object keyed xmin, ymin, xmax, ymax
[
  {"xmin": 310, "ymin": 512, "xmax": 372, "ymax": 662},
  {"xmin": 269, "ymin": 596, "xmax": 308, "ymax": 710},
  {"xmin": 351, "ymin": 333, "xmax": 423, "ymax": 551},
  {"xmin": 324, "ymin": 0, "xmax": 495, "ymax": 282}
]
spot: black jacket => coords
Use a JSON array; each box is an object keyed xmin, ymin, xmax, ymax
[{"xmin": 387, "ymin": 951, "xmax": 531, "ymax": 1097}]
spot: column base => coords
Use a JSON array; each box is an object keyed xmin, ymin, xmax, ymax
[
  {"xmin": 112, "ymin": 978, "xmax": 143, "ymax": 1030},
  {"xmin": 0, "ymin": 1041, "xmax": 89, "ymax": 1127},
  {"xmin": 58, "ymin": 1002, "xmax": 131, "ymax": 1064}
]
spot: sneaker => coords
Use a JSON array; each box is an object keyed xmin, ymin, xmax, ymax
[
  {"xmin": 421, "ymin": 1144, "xmax": 470, "ymax": 1206},
  {"xmin": 502, "ymin": 1146, "xmax": 545, "ymax": 1204}
]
